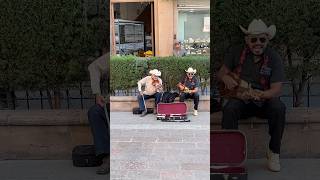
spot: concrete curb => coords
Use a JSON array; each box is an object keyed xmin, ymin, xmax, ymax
[
  {"xmin": 0, "ymin": 110, "xmax": 89, "ymax": 126},
  {"xmin": 111, "ymin": 95, "xmax": 210, "ymax": 112}
]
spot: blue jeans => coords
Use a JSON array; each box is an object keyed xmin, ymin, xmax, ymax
[
  {"xmin": 87, "ymin": 104, "xmax": 109, "ymax": 157},
  {"xmin": 137, "ymin": 92, "xmax": 162, "ymax": 111}
]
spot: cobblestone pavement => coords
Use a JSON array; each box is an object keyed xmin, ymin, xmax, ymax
[{"xmin": 110, "ymin": 112, "xmax": 210, "ymax": 180}]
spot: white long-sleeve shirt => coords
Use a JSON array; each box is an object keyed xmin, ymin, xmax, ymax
[
  {"xmin": 138, "ymin": 76, "xmax": 162, "ymax": 95},
  {"xmin": 88, "ymin": 53, "xmax": 109, "ymax": 95}
]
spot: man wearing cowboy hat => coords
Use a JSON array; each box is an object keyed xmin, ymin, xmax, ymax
[
  {"xmin": 137, "ymin": 69, "xmax": 163, "ymax": 117},
  {"xmin": 177, "ymin": 67, "xmax": 200, "ymax": 116},
  {"xmin": 217, "ymin": 19, "xmax": 286, "ymax": 172}
]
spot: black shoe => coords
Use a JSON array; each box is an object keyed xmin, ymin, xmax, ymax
[
  {"xmin": 140, "ymin": 110, "xmax": 148, "ymax": 117},
  {"xmin": 96, "ymin": 156, "xmax": 109, "ymax": 175}
]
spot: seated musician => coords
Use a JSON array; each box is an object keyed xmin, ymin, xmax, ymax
[
  {"xmin": 137, "ymin": 69, "xmax": 163, "ymax": 117},
  {"xmin": 217, "ymin": 19, "xmax": 286, "ymax": 172},
  {"xmin": 177, "ymin": 67, "xmax": 200, "ymax": 116}
]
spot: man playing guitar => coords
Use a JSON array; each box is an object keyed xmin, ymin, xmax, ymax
[
  {"xmin": 177, "ymin": 67, "xmax": 200, "ymax": 116},
  {"xmin": 217, "ymin": 19, "xmax": 286, "ymax": 172}
]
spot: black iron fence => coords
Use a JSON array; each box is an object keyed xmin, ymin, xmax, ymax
[
  {"xmin": 0, "ymin": 83, "xmax": 95, "ymax": 110},
  {"xmin": 2, "ymin": 80, "xmax": 319, "ymax": 110},
  {"xmin": 0, "ymin": 81, "xmax": 210, "ymax": 110},
  {"xmin": 111, "ymin": 86, "xmax": 210, "ymax": 96}
]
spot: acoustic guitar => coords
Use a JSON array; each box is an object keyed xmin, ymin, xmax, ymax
[{"xmin": 218, "ymin": 72, "xmax": 261, "ymax": 100}]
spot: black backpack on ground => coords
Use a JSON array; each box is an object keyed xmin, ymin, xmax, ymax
[
  {"xmin": 161, "ymin": 92, "xmax": 179, "ymax": 103},
  {"xmin": 132, "ymin": 107, "xmax": 154, "ymax": 114},
  {"xmin": 72, "ymin": 145, "xmax": 102, "ymax": 167}
]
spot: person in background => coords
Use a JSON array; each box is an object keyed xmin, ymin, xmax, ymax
[
  {"xmin": 87, "ymin": 52, "xmax": 109, "ymax": 175},
  {"xmin": 173, "ymin": 41, "xmax": 187, "ymax": 57}
]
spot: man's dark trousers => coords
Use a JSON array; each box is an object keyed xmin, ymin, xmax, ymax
[
  {"xmin": 179, "ymin": 92, "xmax": 200, "ymax": 110},
  {"xmin": 222, "ymin": 98, "xmax": 286, "ymax": 154},
  {"xmin": 88, "ymin": 104, "xmax": 109, "ymax": 158}
]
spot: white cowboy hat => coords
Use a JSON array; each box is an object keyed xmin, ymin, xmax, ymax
[
  {"xmin": 149, "ymin": 69, "xmax": 161, "ymax": 76},
  {"xmin": 239, "ymin": 19, "xmax": 276, "ymax": 40},
  {"xmin": 185, "ymin": 67, "xmax": 196, "ymax": 74}
]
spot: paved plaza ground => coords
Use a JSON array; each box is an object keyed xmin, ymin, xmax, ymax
[{"xmin": 110, "ymin": 112, "xmax": 210, "ymax": 180}]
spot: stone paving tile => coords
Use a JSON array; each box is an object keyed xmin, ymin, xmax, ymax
[
  {"xmin": 165, "ymin": 154, "xmax": 210, "ymax": 164},
  {"xmin": 111, "ymin": 170, "xmax": 129, "ymax": 179},
  {"xmin": 192, "ymin": 171, "xmax": 210, "ymax": 180},
  {"xmin": 131, "ymin": 137, "xmax": 158, "ymax": 142},
  {"xmin": 181, "ymin": 163, "xmax": 210, "ymax": 171},
  {"xmin": 195, "ymin": 143, "xmax": 210, "ymax": 149},
  {"xmin": 147, "ymin": 161, "xmax": 181, "ymax": 170},
  {"xmin": 160, "ymin": 170, "xmax": 194, "ymax": 180},
  {"xmin": 126, "ymin": 170, "xmax": 160, "ymax": 180},
  {"xmin": 166, "ymin": 142, "xmax": 197, "ymax": 149},
  {"xmin": 182, "ymin": 149, "xmax": 210, "ymax": 155}
]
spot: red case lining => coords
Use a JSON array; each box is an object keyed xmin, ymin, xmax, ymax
[
  {"xmin": 211, "ymin": 130, "xmax": 246, "ymax": 165},
  {"xmin": 157, "ymin": 102, "xmax": 187, "ymax": 115}
]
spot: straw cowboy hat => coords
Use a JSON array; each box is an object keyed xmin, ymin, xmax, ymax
[
  {"xmin": 239, "ymin": 19, "xmax": 276, "ymax": 40},
  {"xmin": 185, "ymin": 67, "xmax": 197, "ymax": 74},
  {"xmin": 149, "ymin": 69, "xmax": 161, "ymax": 76}
]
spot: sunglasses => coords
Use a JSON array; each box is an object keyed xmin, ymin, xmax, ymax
[
  {"xmin": 249, "ymin": 37, "xmax": 267, "ymax": 43},
  {"xmin": 187, "ymin": 73, "xmax": 194, "ymax": 76}
]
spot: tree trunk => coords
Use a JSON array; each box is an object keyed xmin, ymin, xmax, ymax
[
  {"xmin": 6, "ymin": 90, "xmax": 16, "ymax": 109},
  {"xmin": 47, "ymin": 89, "xmax": 53, "ymax": 109},
  {"xmin": 53, "ymin": 88, "xmax": 61, "ymax": 109},
  {"xmin": 293, "ymin": 75, "xmax": 308, "ymax": 107}
]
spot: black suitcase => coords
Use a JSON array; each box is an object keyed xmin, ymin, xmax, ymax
[
  {"xmin": 132, "ymin": 107, "xmax": 154, "ymax": 114},
  {"xmin": 72, "ymin": 145, "xmax": 102, "ymax": 167}
]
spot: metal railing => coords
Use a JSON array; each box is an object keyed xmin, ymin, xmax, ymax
[
  {"xmin": 111, "ymin": 86, "xmax": 210, "ymax": 96},
  {"xmin": 0, "ymin": 83, "xmax": 95, "ymax": 110},
  {"xmin": 2, "ymin": 80, "xmax": 319, "ymax": 110},
  {"xmin": 0, "ymin": 82, "xmax": 210, "ymax": 110}
]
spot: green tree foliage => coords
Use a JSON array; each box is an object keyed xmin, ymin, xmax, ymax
[
  {"xmin": 0, "ymin": 0, "xmax": 108, "ymax": 109},
  {"xmin": 212, "ymin": 0, "xmax": 320, "ymax": 107}
]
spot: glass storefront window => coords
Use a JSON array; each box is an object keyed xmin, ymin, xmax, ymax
[{"xmin": 177, "ymin": 1, "xmax": 210, "ymax": 55}]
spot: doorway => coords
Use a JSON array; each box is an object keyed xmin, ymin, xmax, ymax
[{"xmin": 110, "ymin": 2, "xmax": 155, "ymax": 56}]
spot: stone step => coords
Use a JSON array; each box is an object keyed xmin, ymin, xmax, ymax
[
  {"xmin": 110, "ymin": 96, "xmax": 210, "ymax": 112},
  {"xmin": 0, "ymin": 110, "xmax": 91, "ymax": 160},
  {"xmin": 0, "ymin": 126, "xmax": 92, "ymax": 160},
  {"xmin": 0, "ymin": 110, "xmax": 89, "ymax": 126}
]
